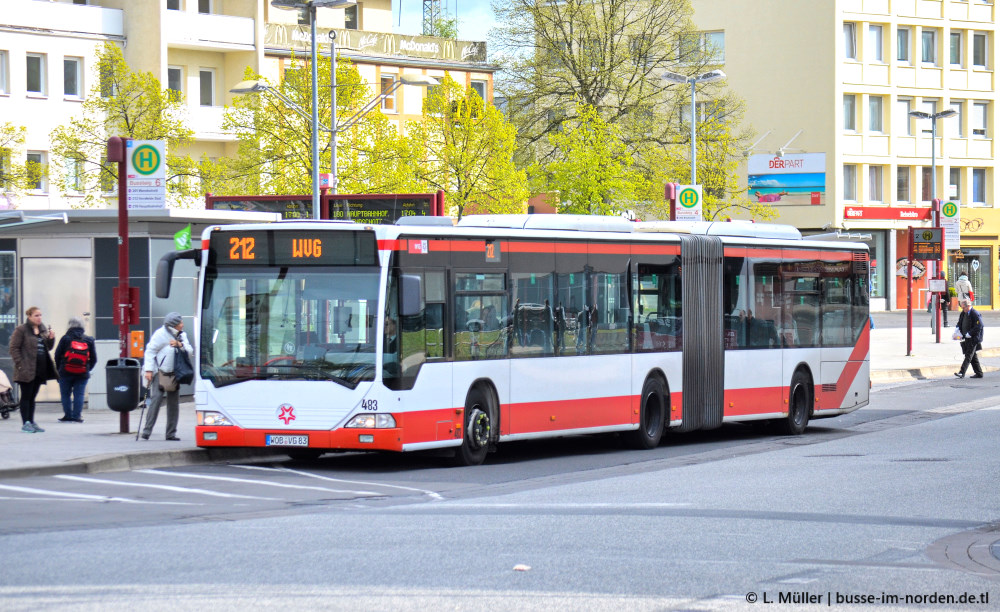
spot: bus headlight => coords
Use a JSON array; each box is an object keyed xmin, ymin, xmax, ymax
[
  {"xmin": 345, "ymin": 413, "xmax": 396, "ymax": 429},
  {"xmin": 197, "ymin": 411, "xmax": 234, "ymax": 426}
]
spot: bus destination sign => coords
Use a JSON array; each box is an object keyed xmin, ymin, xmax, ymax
[{"xmin": 210, "ymin": 230, "xmax": 377, "ymax": 266}]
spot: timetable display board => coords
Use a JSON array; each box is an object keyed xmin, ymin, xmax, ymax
[{"xmin": 910, "ymin": 227, "xmax": 943, "ymax": 261}]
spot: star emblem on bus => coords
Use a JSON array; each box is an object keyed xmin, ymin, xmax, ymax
[{"xmin": 277, "ymin": 404, "xmax": 296, "ymax": 424}]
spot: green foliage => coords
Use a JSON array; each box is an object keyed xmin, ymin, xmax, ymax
[
  {"xmin": 48, "ymin": 42, "xmax": 195, "ymax": 208},
  {"xmin": 0, "ymin": 122, "xmax": 42, "ymax": 202},
  {"xmin": 206, "ymin": 56, "xmax": 424, "ymax": 197},
  {"xmin": 535, "ymin": 103, "xmax": 649, "ymax": 215},
  {"xmin": 408, "ymin": 75, "xmax": 529, "ymax": 219},
  {"xmin": 434, "ymin": 16, "xmax": 459, "ymax": 39}
]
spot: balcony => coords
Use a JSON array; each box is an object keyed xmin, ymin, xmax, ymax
[
  {"xmin": 164, "ymin": 11, "xmax": 255, "ymax": 52},
  {"xmin": 188, "ymin": 106, "xmax": 233, "ymax": 142},
  {"xmin": 5, "ymin": 0, "xmax": 123, "ymax": 38}
]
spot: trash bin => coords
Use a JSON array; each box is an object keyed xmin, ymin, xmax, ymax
[{"xmin": 106, "ymin": 357, "xmax": 141, "ymax": 412}]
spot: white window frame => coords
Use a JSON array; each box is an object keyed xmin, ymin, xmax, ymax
[
  {"xmin": 380, "ymin": 74, "xmax": 397, "ymax": 112},
  {"xmin": 843, "ymin": 164, "xmax": 857, "ymax": 201},
  {"xmin": 950, "ymin": 167, "xmax": 961, "ymax": 201},
  {"xmin": 950, "ymin": 31, "xmax": 962, "ymax": 66},
  {"xmin": 345, "ymin": 4, "xmax": 359, "ymax": 30},
  {"xmin": 973, "ymin": 32, "xmax": 988, "ymax": 68},
  {"xmin": 897, "ymin": 27, "xmax": 911, "ymax": 63},
  {"xmin": 167, "ymin": 66, "xmax": 183, "ymax": 96},
  {"xmin": 26, "ymin": 53, "xmax": 46, "ymax": 96},
  {"xmin": 470, "ymin": 80, "xmax": 487, "ymax": 100},
  {"xmin": 868, "ymin": 165, "xmax": 883, "ymax": 202},
  {"xmin": 199, "ymin": 68, "xmax": 215, "ymax": 107},
  {"xmin": 869, "ymin": 95, "xmax": 883, "ymax": 132},
  {"xmin": 26, "ymin": 151, "xmax": 46, "ymax": 192},
  {"xmin": 869, "ymin": 25, "xmax": 884, "ymax": 62},
  {"xmin": 950, "ymin": 100, "xmax": 964, "ymax": 137},
  {"xmin": 0, "ymin": 50, "xmax": 8, "ymax": 95},
  {"xmin": 844, "ymin": 23, "xmax": 857, "ymax": 60},
  {"xmin": 704, "ymin": 31, "xmax": 725, "ymax": 62},
  {"xmin": 896, "ymin": 98, "xmax": 911, "ymax": 135},
  {"xmin": 198, "ymin": 0, "xmax": 212, "ymax": 15},
  {"xmin": 897, "ymin": 166, "xmax": 910, "ymax": 203},
  {"xmin": 844, "ymin": 94, "xmax": 856, "ymax": 131},
  {"xmin": 921, "ymin": 29, "xmax": 936, "ymax": 64},
  {"xmin": 972, "ymin": 102, "xmax": 988, "ymax": 137},
  {"xmin": 167, "ymin": 0, "xmax": 181, "ymax": 10},
  {"xmin": 972, "ymin": 168, "xmax": 986, "ymax": 205},
  {"xmin": 65, "ymin": 155, "xmax": 83, "ymax": 193},
  {"xmin": 63, "ymin": 56, "xmax": 83, "ymax": 99}
]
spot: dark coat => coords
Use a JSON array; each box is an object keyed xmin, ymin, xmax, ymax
[
  {"xmin": 9, "ymin": 322, "xmax": 57, "ymax": 384},
  {"xmin": 958, "ymin": 307, "xmax": 985, "ymax": 347},
  {"xmin": 54, "ymin": 327, "xmax": 98, "ymax": 379}
]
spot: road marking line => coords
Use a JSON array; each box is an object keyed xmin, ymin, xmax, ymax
[
  {"xmin": 0, "ymin": 483, "xmax": 196, "ymax": 506},
  {"xmin": 135, "ymin": 469, "xmax": 379, "ymax": 496},
  {"xmin": 55, "ymin": 475, "xmax": 282, "ymax": 501},
  {"xmin": 233, "ymin": 464, "xmax": 445, "ymax": 501}
]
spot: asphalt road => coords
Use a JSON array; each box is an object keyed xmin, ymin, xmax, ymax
[{"xmin": 0, "ymin": 377, "xmax": 997, "ymax": 610}]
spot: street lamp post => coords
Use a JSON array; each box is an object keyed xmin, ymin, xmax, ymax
[
  {"xmin": 908, "ymin": 108, "xmax": 957, "ymax": 346},
  {"xmin": 663, "ymin": 70, "xmax": 726, "ymax": 185}
]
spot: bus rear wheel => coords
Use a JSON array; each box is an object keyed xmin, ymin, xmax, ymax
[
  {"xmin": 625, "ymin": 377, "xmax": 666, "ymax": 449},
  {"xmin": 452, "ymin": 387, "xmax": 493, "ymax": 467},
  {"xmin": 777, "ymin": 371, "xmax": 811, "ymax": 435}
]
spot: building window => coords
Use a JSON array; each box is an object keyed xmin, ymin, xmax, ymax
[
  {"xmin": 843, "ymin": 164, "xmax": 857, "ymax": 201},
  {"xmin": 950, "ymin": 167, "xmax": 961, "ymax": 201},
  {"xmin": 869, "ymin": 25, "xmax": 883, "ymax": 62},
  {"xmin": 297, "ymin": 8, "xmax": 309, "ymax": 25},
  {"xmin": 973, "ymin": 32, "xmax": 987, "ymax": 68},
  {"xmin": 950, "ymin": 31, "xmax": 962, "ymax": 65},
  {"xmin": 199, "ymin": 69, "xmax": 214, "ymax": 106},
  {"xmin": 167, "ymin": 0, "xmax": 180, "ymax": 10},
  {"xmin": 921, "ymin": 166, "xmax": 932, "ymax": 201},
  {"xmin": 973, "ymin": 102, "xmax": 987, "ymax": 137},
  {"xmin": 198, "ymin": 0, "xmax": 211, "ymax": 15},
  {"xmin": 66, "ymin": 155, "xmax": 83, "ymax": 192},
  {"xmin": 972, "ymin": 168, "xmax": 986, "ymax": 204},
  {"xmin": 921, "ymin": 98, "xmax": 938, "ymax": 120},
  {"xmin": 0, "ymin": 50, "xmax": 8, "ymax": 95},
  {"xmin": 678, "ymin": 31, "xmax": 725, "ymax": 63},
  {"xmin": 26, "ymin": 152, "xmax": 45, "ymax": 191},
  {"xmin": 869, "ymin": 165, "xmax": 883, "ymax": 202},
  {"xmin": 843, "ymin": 94, "xmax": 856, "ymax": 130},
  {"xmin": 380, "ymin": 75, "xmax": 396, "ymax": 112},
  {"xmin": 921, "ymin": 29, "xmax": 936, "ymax": 64},
  {"xmin": 168, "ymin": 66, "xmax": 183, "ymax": 96},
  {"xmin": 64, "ymin": 57, "xmax": 82, "ymax": 98},
  {"xmin": 897, "ymin": 166, "xmax": 910, "ymax": 202},
  {"xmin": 950, "ymin": 100, "xmax": 964, "ymax": 137},
  {"xmin": 470, "ymin": 80, "xmax": 487, "ymax": 100},
  {"xmin": 897, "ymin": 27, "xmax": 910, "ymax": 62},
  {"xmin": 704, "ymin": 31, "xmax": 725, "ymax": 62},
  {"xmin": 896, "ymin": 98, "xmax": 911, "ymax": 135},
  {"xmin": 0, "ymin": 148, "xmax": 11, "ymax": 189},
  {"xmin": 26, "ymin": 53, "xmax": 46, "ymax": 95},
  {"xmin": 345, "ymin": 5, "xmax": 359, "ymax": 30},
  {"xmin": 844, "ymin": 23, "xmax": 857, "ymax": 59},
  {"xmin": 869, "ymin": 95, "xmax": 883, "ymax": 132}
]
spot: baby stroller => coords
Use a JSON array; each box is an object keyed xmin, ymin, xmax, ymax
[{"xmin": 0, "ymin": 369, "xmax": 18, "ymax": 420}]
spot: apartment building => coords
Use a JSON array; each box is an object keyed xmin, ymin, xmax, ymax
[
  {"xmin": 0, "ymin": 0, "xmax": 493, "ymax": 209},
  {"xmin": 691, "ymin": 0, "xmax": 996, "ymax": 310}
]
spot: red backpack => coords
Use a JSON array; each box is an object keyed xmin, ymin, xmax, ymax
[{"xmin": 63, "ymin": 339, "xmax": 90, "ymax": 375}]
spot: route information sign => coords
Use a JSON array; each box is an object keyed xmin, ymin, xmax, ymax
[{"xmin": 911, "ymin": 227, "xmax": 943, "ymax": 261}]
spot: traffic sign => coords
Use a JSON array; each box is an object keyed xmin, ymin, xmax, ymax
[
  {"xmin": 940, "ymin": 201, "xmax": 960, "ymax": 251},
  {"xmin": 125, "ymin": 140, "xmax": 166, "ymax": 209},
  {"xmin": 674, "ymin": 185, "xmax": 703, "ymax": 221}
]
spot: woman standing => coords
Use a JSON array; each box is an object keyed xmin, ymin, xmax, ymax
[{"xmin": 9, "ymin": 306, "xmax": 57, "ymax": 433}]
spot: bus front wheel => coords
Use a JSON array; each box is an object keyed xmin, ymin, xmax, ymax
[
  {"xmin": 453, "ymin": 387, "xmax": 493, "ymax": 467},
  {"xmin": 625, "ymin": 377, "xmax": 666, "ymax": 449},
  {"xmin": 777, "ymin": 371, "xmax": 811, "ymax": 435}
]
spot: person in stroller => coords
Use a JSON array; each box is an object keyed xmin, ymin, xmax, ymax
[{"xmin": 0, "ymin": 370, "xmax": 18, "ymax": 420}]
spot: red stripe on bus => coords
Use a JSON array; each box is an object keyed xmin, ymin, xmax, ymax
[
  {"xmin": 378, "ymin": 239, "xmax": 405, "ymax": 251},
  {"xmin": 824, "ymin": 323, "xmax": 870, "ymax": 410},
  {"xmin": 505, "ymin": 395, "xmax": 633, "ymax": 434},
  {"xmin": 632, "ymin": 244, "xmax": 680, "ymax": 255}
]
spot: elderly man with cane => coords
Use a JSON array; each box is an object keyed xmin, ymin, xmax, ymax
[{"xmin": 954, "ymin": 299, "xmax": 985, "ymax": 379}]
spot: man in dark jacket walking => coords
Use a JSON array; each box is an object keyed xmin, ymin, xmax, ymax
[
  {"xmin": 54, "ymin": 317, "xmax": 97, "ymax": 422},
  {"xmin": 955, "ymin": 299, "xmax": 985, "ymax": 379}
]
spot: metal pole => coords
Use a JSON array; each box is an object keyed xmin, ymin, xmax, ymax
[
  {"xmin": 931, "ymin": 118, "xmax": 940, "ymax": 344},
  {"xmin": 690, "ymin": 78, "xmax": 697, "ymax": 185},
  {"xmin": 907, "ymin": 229, "xmax": 913, "ymax": 356},
  {"xmin": 116, "ymin": 139, "xmax": 130, "ymax": 434},
  {"xmin": 310, "ymin": 5, "xmax": 320, "ymax": 220},
  {"xmin": 330, "ymin": 30, "xmax": 337, "ymax": 196}
]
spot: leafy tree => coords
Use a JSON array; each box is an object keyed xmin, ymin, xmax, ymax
[
  {"xmin": 49, "ymin": 42, "xmax": 196, "ymax": 208},
  {"xmin": 206, "ymin": 56, "xmax": 423, "ymax": 197},
  {"xmin": 408, "ymin": 75, "xmax": 529, "ymax": 219},
  {"xmin": 0, "ymin": 122, "xmax": 42, "ymax": 205},
  {"xmin": 535, "ymin": 103, "xmax": 649, "ymax": 215}
]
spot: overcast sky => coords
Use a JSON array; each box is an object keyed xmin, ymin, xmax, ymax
[{"xmin": 391, "ymin": 0, "xmax": 497, "ymax": 44}]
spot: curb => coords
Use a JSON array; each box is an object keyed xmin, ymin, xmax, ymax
[
  {"xmin": 871, "ymin": 347, "xmax": 1000, "ymax": 383},
  {"xmin": 0, "ymin": 447, "xmax": 287, "ymax": 480}
]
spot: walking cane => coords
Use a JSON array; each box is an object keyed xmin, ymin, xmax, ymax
[{"xmin": 134, "ymin": 383, "xmax": 149, "ymax": 441}]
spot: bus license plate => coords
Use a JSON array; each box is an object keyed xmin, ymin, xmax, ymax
[{"xmin": 266, "ymin": 434, "xmax": 309, "ymax": 447}]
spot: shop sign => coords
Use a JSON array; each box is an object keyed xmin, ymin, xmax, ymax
[{"xmin": 843, "ymin": 206, "xmax": 932, "ymax": 221}]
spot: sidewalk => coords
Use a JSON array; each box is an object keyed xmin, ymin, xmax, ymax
[{"xmin": 0, "ymin": 313, "xmax": 995, "ymax": 479}]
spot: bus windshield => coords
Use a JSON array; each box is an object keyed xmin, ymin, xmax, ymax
[{"xmin": 201, "ymin": 266, "xmax": 381, "ymax": 389}]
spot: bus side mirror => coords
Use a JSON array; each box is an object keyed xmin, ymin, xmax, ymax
[
  {"xmin": 400, "ymin": 274, "xmax": 422, "ymax": 317},
  {"xmin": 156, "ymin": 249, "xmax": 200, "ymax": 298}
]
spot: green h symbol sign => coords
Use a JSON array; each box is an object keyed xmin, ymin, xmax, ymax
[{"xmin": 132, "ymin": 144, "xmax": 160, "ymax": 176}]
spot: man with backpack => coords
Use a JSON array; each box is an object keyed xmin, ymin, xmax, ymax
[{"xmin": 54, "ymin": 317, "xmax": 97, "ymax": 423}]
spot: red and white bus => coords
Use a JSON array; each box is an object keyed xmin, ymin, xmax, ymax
[{"xmin": 157, "ymin": 214, "xmax": 870, "ymax": 465}]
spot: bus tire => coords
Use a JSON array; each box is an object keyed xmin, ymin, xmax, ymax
[
  {"xmin": 625, "ymin": 377, "xmax": 666, "ymax": 449},
  {"xmin": 286, "ymin": 449, "xmax": 323, "ymax": 461},
  {"xmin": 452, "ymin": 386, "xmax": 494, "ymax": 466},
  {"xmin": 777, "ymin": 370, "xmax": 811, "ymax": 435}
]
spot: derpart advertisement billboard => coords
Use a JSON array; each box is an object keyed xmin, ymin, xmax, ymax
[{"xmin": 748, "ymin": 153, "xmax": 826, "ymax": 206}]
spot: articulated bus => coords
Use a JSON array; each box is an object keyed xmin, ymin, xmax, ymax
[{"xmin": 156, "ymin": 215, "xmax": 870, "ymax": 465}]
